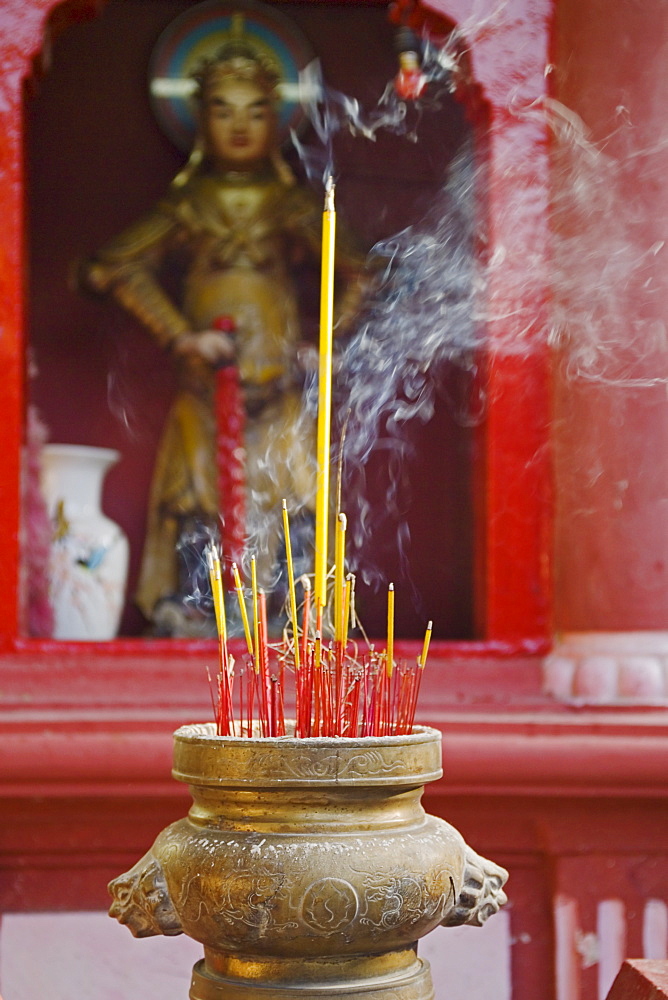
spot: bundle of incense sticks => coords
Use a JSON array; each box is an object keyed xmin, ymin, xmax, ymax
[{"xmin": 205, "ymin": 504, "xmax": 432, "ymax": 739}]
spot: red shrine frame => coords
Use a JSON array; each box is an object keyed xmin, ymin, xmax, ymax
[{"xmin": 0, "ymin": 0, "xmax": 552, "ymax": 666}]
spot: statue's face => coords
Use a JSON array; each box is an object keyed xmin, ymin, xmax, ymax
[{"xmin": 202, "ymin": 77, "xmax": 275, "ymax": 169}]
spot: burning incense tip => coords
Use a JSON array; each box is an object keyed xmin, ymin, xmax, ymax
[{"xmin": 324, "ymin": 174, "xmax": 335, "ymax": 210}]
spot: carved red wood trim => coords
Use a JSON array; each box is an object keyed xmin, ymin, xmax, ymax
[{"xmin": 607, "ymin": 960, "xmax": 668, "ymax": 999}]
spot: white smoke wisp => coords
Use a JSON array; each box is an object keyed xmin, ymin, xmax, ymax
[
  {"xmin": 540, "ymin": 98, "xmax": 668, "ymax": 386},
  {"xmin": 292, "ymin": 39, "xmax": 464, "ymax": 184},
  {"xmin": 335, "ymin": 142, "xmax": 482, "ymax": 439},
  {"xmin": 292, "ymin": 52, "xmax": 668, "ymax": 589},
  {"xmin": 299, "ymin": 141, "xmax": 484, "ymax": 586}
]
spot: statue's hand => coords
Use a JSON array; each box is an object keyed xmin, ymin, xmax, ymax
[
  {"xmin": 172, "ymin": 330, "xmax": 236, "ymax": 366},
  {"xmin": 442, "ymin": 846, "xmax": 508, "ymax": 928},
  {"xmin": 108, "ymin": 850, "xmax": 183, "ymax": 938},
  {"xmin": 295, "ymin": 342, "xmax": 343, "ymax": 375},
  {"xmin": 295, "ymin": 343, "xmax": 319, "ymax": 373}
]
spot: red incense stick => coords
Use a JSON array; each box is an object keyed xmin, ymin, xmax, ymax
[{"xmin": 214, "ymin": 316, "xmax": 245, "ymax": 589}]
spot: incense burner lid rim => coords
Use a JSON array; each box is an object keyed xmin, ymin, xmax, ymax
[
  {"xmin": 172, "ymin": 723, "xmax": 443, "ymax": 787},
  {"xmin": 173, "ymin": 722, "xmax": 443, "ymax": 746}
]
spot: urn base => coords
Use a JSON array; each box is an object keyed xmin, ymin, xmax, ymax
[{"xmin": 189, "ymin": 952, "xmax": 435, "ymax": 1000}]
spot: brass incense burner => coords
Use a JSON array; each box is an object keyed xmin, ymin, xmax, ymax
[{"xmin": 109, "ymin": 724, "xmax": 507, "ymax": 999}]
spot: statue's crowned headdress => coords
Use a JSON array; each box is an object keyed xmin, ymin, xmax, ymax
[
  {"xmin": 192, "ymin": 15, "xmax": 282, "ymax": 100},
  {"xmin": 149, "ymin": 0, "xmax": 316, "ymax": 154}
]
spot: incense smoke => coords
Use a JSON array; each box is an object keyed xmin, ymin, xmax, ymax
[
  {"xmin": 92, "ymin": 3, "xmax": 666, "ymax": 625},
  {"xmin": 293, "ymin": 36, "xmax": 461, "ymax": 184},
  {"xmin": 543, "ymin": 98, "xmax": 668, "ymax": 386},
  {"xmin": 331, "ymin": 144, "xmax": 482, "ymax": 586},
  {"xmin": 292, "ymin": 26, "xmax": 667, "ymax": 598},
  {"xmin": 294, "ymin": 46, "xmax": 480, "ymax": 595}
]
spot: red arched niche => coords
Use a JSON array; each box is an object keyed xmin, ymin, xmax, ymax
[{"xmin": 0, "ymin": 0, "xmax": 552, "ymax": 656}]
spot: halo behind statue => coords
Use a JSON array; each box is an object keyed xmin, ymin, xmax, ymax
[{"xmin": 149, "ymin": 0, "xmax": 317, "ymax": 152}]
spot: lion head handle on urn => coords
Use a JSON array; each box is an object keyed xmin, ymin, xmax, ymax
[
  {"xmin": 443, "ymin": 845, "xmax": 508, "ymax": 927},
  {"xmin": 108, "ymin": 850, "xmax": 183, "ymax": 938}
]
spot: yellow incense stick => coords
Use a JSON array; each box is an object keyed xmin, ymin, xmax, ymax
[
  {"xmin": 251, "ymin": 555, "xmax": 260, "ymax": 673},
  {"xmin": 342, "ymin": 573, "xmax": 352, "ymax": 648},
  {"xmin": 334, "ymin": 512, "xmax": 346, "ymax": 643},
  {"xmin": 419, "ymin": 620, "xmax": 433, "ymax": 669},
  {"xmin": 213, "ymin": 549, "xmax": 227, "ymax": 648},
  {"xmin": 206, "ymin": 546, "xmax": 224, "ymax": 641},
  {"xmin": 281, "ymin": 499, "xmax": 300, "ymax": 672},
  {"xmin": 386, "ymin": 582, "xmax": 395, "ymax": 678},
  {"xmin": 314, "ymin": 176, "xmax": 336, "ymax": 617},
  {"xmin": 231, "ymin": 561, "xmax": 253, "ymax": 656},
  {"xmin": 206, "ymin": 547, "xmax": 219, "ymax": 631}
]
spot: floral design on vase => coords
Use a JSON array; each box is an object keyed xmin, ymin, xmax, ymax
[{"xmin": 41, "ymin": 444, "xmax": 129, "ymax": 640}]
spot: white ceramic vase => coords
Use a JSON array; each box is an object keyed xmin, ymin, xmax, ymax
[{"xmin": 41, "ymin": 444, "xmax": 129, "ymax": 640}]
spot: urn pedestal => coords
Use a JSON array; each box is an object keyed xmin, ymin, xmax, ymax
[{"xmin": 109, "ymin": 725, "xmax": 507, "ymax": 999}]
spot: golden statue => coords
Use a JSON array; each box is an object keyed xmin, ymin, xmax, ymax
[{"xmin": 81, "ymin": 22, "xmax": 365, "ymax": 634}]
